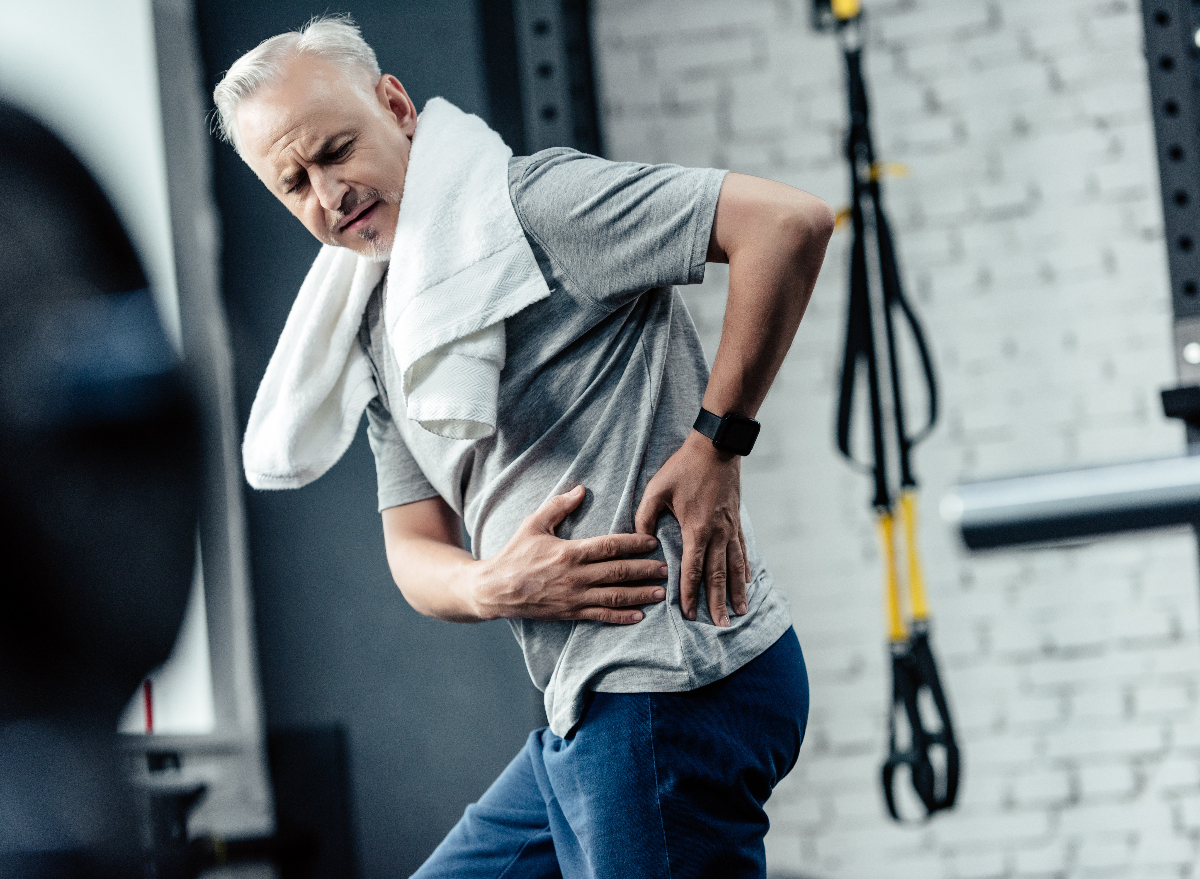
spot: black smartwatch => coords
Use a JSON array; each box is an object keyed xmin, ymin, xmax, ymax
[{"xmin": 693, "ymin": 408, "xmax": 760, "ymax": 456}]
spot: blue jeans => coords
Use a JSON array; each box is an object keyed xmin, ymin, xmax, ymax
[{"xmin": 413, "ymin": 628, "xmax": 808, "ymax": 879}]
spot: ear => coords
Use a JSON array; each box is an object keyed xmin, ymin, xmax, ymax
[{"xmin": 376, "ymin": 74, "xmax": 417, "ymax": 137}]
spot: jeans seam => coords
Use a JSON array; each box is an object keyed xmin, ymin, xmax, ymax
[
  {"xmin": 647, "ymin": 694, "xmax": 674, "ymax": 879},
  {"xmin": 495, "ymin": 825, "xmax": 553, "ymax": 879}
]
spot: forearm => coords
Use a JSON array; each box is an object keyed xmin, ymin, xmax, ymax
[
  {"xmin": 385, "ymin": 531, "xmax": 485, "ymax": 623},
  {"xmin": 705, "ymin": 175, "xmax": 834, "ymax": 418},
  {"xmin": 382, "ymin": 499, "xmax": 487, "ymax": 622}
]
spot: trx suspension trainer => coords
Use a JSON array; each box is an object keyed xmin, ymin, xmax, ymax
[{"xmin": 815, "ymin": 0, "xmax": 961, "ymax": 821}]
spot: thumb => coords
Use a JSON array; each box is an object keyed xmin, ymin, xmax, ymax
[
  {"xmin": 529, "ymin": 484, "xmax": 586, "ymax": 535},
  {"xmin": 634, "ymin": 482, "xmax": 668, "ymax": 536}
]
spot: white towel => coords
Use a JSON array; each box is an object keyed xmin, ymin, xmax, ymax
[{"xmin": 242, "ymin": 98, "xmax": 551, "ymax": 490}]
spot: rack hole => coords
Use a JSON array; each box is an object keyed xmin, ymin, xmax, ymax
[
  {"xmin": 1161, "ymin": 54, "xmax": 1176, "ymax": 70},
  {"xmin": 533, "ymin": 19, "xmax": 551, "ymax": 35},
  {"xmin": 1185, "ymin": 280, "xmax": 1198, "ymax": 297},
  {"xmin": 540, "ymin": 104, "xmax": 558, "ymax": 121},
  {"xmin": 1176, "ymin": 189, "xmax": 1191, "ymax": 206},
  {"xmin": 1170, "ymin": 144, "xmax": 1185, "ymax": 161},
  {"xmin": 1181, "ymin": 236, "xmax": 1195, "ymax": 252},
  {"xmin": 536, "ymin": 62, "xmax": 553, "ymax": 78},
  {"xmin": 1156, "ymin": 9, "xmax": 1171, "ymax": 25},
  {"xmin": 1165, "ymin": 99, "xmax": 1181, "ymax": 115}
]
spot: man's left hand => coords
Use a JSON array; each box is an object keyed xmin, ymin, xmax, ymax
[{"xmin": 634, "ymin": 431, "xmax": 752, "ymax": 627}]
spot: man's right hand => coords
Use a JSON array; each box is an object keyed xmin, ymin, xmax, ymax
[
  {"xmin": 474, "ymin": 485, "xmax": 668, "ymax": 624},
  {"xmin": 382, "ymin": 486, "xmax": 667, "ymax": 624}
]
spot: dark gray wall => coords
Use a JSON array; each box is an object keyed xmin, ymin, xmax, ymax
[{"xmin": 192, "ymin": 3, "xmax": 544, "ymax": 876}]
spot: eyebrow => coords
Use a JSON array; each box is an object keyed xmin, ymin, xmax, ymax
[{"xmin": 277, "ymin": 132, "xmax": 355, "ymax": 190}]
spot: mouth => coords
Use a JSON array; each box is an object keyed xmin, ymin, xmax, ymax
[{"xmin": 338, "ymin": 199, "xmax": 380, "ymax": 233}]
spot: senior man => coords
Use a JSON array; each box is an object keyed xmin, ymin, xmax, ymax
[{"xmin": 216, "ymin": 14, "xmax": 833, "ymax": 879}]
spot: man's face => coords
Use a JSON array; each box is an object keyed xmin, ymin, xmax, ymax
[{"xmin": 237, "ymin": 55, "xmax": 417, "ymax": 259}]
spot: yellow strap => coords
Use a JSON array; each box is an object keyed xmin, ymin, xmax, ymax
[
  {"xmin": 868, "ymin": 161, "xmax": 910, "ymax": 182},
  {"xmin": 832, "ymin": 0, "xmax": 861, "ymax": 20},
  {"xmin": 900, "ymin": 490, "xmax": 930, "ymax": 622},
  {"xmin": 877, "ymin": 511, "xmax": 907, "ymax": 642}
]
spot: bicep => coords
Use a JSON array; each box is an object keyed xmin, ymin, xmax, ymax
[
  {"xmin": 706, "ymin": 172, "xmax": 835, "ymax": 264},
  {"xmin": 382, "ymin": 496, "xmax": 463, "ymax": 554}
]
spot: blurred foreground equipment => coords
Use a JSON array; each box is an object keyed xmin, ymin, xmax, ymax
[
  {"xmin": 0, "ymin": 102, "xmax": 200, "ymax": 877},
  {"xmin": 815, "ymin": 0, "xmax": 961, "ymax": 822}
]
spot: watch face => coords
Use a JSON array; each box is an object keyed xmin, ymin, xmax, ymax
[{"xmin": 715, "ymin": 416, "xmax": 761, "ymax": 454}]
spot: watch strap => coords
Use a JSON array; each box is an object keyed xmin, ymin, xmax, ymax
[{"xmin": 693, "ymin": 407, "xmax": 722, "ymax": 442}]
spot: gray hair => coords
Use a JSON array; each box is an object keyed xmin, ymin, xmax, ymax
[{"xmin": 212, "ymin": 14, "xmax": 381, "ymax": 153}]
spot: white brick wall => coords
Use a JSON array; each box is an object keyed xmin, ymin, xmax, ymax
[{"xmin": 593, "ymin": 0, "xmax": 1200, "ymax": 876}]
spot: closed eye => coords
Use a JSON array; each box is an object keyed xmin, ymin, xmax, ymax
[
  {"xmin": 324, "ymin": 140, "xmax": 353, "ymax": 163},
  {"xmin": 281, "ymin": 137, "xmax": 352, "ymax": 194},
  {"xmin": 285, "ymin": 171, "xmax": 307, "ymax": 195}
]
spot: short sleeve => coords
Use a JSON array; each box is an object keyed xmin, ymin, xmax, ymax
[
  {"xmin": 365, "ymin": 396, "xmax": 439, "ymax": 512},
  {"xmin": 509, "ymin": 149, "xmax": 727, "ymax": 310}
]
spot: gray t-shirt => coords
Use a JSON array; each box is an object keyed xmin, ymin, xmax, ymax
[{"xmin": 360, "ymin": 148, "xmax": 793, "ymax": 736}]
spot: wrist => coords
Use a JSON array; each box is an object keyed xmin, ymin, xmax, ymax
[
  {"xmin": 685, "ymin": 427, "xmax": 738, "ymax": 465},
  {"xmin": 693, "ymin": 406, "xmax": 760, "ymax": 457},
  {"xmin": 468, "ymin": 557, "xmax": 502, "ymax": 621}
]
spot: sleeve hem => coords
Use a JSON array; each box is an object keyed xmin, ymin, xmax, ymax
[
  {"xmin": 378, "ymin": 488, "xmax": 444, "ymax": 514},
  {"xmin": 687, "ymin": 168, "xmax": 728, "ymax": 285}
]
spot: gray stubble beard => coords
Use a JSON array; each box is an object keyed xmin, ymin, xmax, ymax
[
  {"xmin": 349, "ymin": 188, "xmax": 401, "ymax": 263},
  {"xmin": 358, "ymin": 225, "xmax": 391, "ymax": 263}
]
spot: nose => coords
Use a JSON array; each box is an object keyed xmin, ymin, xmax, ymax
[{"xmin": 308, "ymin": 166, "xmax": 348, "ymax": 215}]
